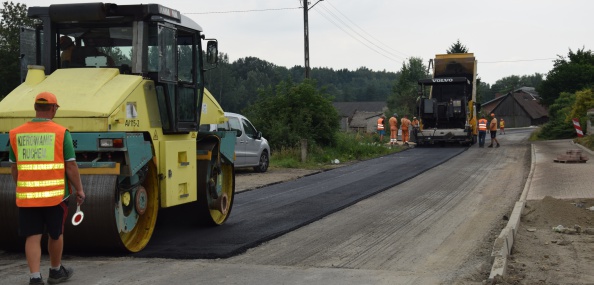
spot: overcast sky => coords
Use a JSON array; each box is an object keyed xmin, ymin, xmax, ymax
[{"xmin": 19, "ymin": 0, "xmax": 594, "ymax": 85}]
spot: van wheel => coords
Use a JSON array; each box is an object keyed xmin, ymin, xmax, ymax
[{"xmin": 253, "ymin": 150, "xmax": 269, "ymax": 173}]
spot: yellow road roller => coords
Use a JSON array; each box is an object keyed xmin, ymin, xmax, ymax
[{"xmin": 0, "ymin": 3, "xmax": 236, "ymax": 253}]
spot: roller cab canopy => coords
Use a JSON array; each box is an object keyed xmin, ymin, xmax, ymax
[{"xmin": 1, "ymin": 2, "xmax": 221, "ymax": 134}]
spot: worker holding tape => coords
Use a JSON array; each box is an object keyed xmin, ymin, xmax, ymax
[{"xmin": 8, "ymin": 92, "xmax": 86, "ymax": 285}]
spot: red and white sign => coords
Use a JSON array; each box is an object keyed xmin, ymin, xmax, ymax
[{"xmin": 573, "ymin": 118, "xmax": 583, "ymax": 137}]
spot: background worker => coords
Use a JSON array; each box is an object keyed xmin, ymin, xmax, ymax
[
  {"xmin": 388, "ymin": 113, "xmax": 398, "ymax": 145},
  {"xmin": 8, "ymin": 92, "xmax": 86, "ymax": 284},
  {"xmin": 499, "ymin": 119, "xmax": 505, "ymax": 134},
  {"xmin": 411, "ymin": 116, "xmax": 420, "ymax": 142},
  {"xmin": 488, "ymin": 113, "xmax": 500, "ymax": 148},
  {"xmin": 477, "ymin": 115, "xmax": 488, "ymax": 147},
  {"xmin": 400, "ymin": 115, "xmax": 412, "ymax": 145},
  {"xmin": 377, "ymin": 115, "xmax": 386, "ymax": 143}
]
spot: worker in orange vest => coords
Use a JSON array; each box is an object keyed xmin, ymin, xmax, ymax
[
  {"xmin": 477, "ymin": 114, "xmax": 488, "ymax": 147},
  {"xmin": 8, "ymin": 92, "xmax": 85, "ymax": 284},
  {"xmin": 400, "ymin": 115, "xmax": 412, "ymax": 145},
  {"xmin": 388, "ymin": 113, "xmax": 398, "ymax": 145},
  {"xmin": 377, "ymin": 115, "xmax": 386, "ymax": 142}
]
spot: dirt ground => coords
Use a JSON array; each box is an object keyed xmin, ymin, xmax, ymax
[{"xmin": 500, "ymin": 197, "xmax": 594, "ymax": 284}]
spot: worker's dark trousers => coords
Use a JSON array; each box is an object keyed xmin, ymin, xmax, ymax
[{"xmin": 478, "ymin": 131, "xmax": 486, "ymax": 147}]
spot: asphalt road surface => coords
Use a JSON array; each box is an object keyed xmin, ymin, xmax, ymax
[
  {"xmin": 135, "ymin": 146, "xmax": 466, "ymax": 258},
  {"xmin": 0, "ymin": 128, "xmax": 532, "ymax": 284}
]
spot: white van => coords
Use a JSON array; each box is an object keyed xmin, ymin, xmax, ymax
[{"xmin": 206, "ymin": 112, "xmax": 270, "ymax": 172}]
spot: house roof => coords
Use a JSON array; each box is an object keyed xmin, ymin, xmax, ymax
[
  {"xmin": 512, "ymin": 91, "xmax": 548, "ymax": 119},
  {"xmin": 333, "ymin": 101, "xmax": 387, "ymax": 118},
  {"xmin": 481, "ymin": 87, "xmax": 547, "ymax": 120}
]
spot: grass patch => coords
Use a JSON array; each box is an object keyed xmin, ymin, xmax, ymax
[
  {"xmin": 575, "ymin": 134, "xmax": 594, "ymax": 151},
  {"xmin": 528, "ymin": 127, "xmax": 544, "ymax": 141},
  {"xmin": 269, "ymin": 132, "xmax": 403, "ymax": 169}
]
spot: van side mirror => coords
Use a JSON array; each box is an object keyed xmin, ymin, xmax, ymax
[
  {"xmin": 256, "ymin": 131, "xmax": 262, "ymax": 140},
  {"xmin": 235, "ymin": 129, "xmax": 242, "ymax": 137}
]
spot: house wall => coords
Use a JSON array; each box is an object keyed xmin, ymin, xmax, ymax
[
  {"xmin": 367, "ymin": 116, "xmax": 379, "ymax": 133},
  {"xmin": 339, "ymin": 117, "xmax": 349, "ymax": 132},
  {"xmin": 494, "ymin": 96, "xmax": 532, "ymax": 128}
]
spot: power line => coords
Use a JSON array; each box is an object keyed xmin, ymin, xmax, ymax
[
  {"xmin": 481, "ymin": 58, "xmax": 556, "ymax": 63},
  {"xmin": 312, "ymin": 5, "xmax": 403, "ymax": 66},
  {"xmin": 324, "ymin": 1, "xmax": 409, "ymax": 59},
  {"xmin": 317, "ymin": 5, "xmax": 405, "ymax": 62},
  {"xmin": 185, "ymin": 7, "xmax": 301, "ymax": 15}
]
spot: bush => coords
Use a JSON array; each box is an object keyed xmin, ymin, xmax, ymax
[{"xmin": 270, "ymin": 131, "xmax": 402, "ymax": 169}]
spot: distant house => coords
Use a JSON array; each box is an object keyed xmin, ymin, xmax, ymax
[
  {"xmin": 481, "ymin": 87, "xmax": 548, "ymax": 128},
  {"xmin": 332, "ymin": 101, "xmax": 388, "ymax": 132}
]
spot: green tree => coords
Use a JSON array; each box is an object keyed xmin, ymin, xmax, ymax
[
  {"xmin": 537, "ymin": 48, "xmax": 594, "ymax": 107},
  {"xmin": 244, "ymin": 79, "xmax": 339, "ymax": 150},
  {"xmin": 0, "ymin": 1, "xmax": 35, "ymax": 98},
  {"xmin": 539, "ymin": 91, "xmax": 576, "ymax": 139},
  {"xmin": 490, "ymin": 74, "xmax": 545, "ymax": 96},
  {"xmin": 446, "ymin": 39, "xmax": 468, "ymax": 54},
  {"xmin": 387, "ymin": 57, "xmax": 428, "ymax": 117},
  {"xmin": 568, "ymin": 88, "xmax": 594, "ymax": 130}
]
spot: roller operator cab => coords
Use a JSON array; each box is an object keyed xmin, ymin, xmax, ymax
[
  {"xmin": 415, "ymin": 53, "xmax": 478, "ymax": 146},
  {"xmin": 0, "ymin": 3, "xmax": 237, "ymax": 253}
]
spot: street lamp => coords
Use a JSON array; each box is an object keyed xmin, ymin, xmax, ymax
[{"xmin": 303, "ymin": 0, "xmax": 323, "ymax": 79}]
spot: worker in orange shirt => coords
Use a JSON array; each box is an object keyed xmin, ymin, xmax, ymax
[
  {"xmin": 400, "ymin": 115, "xmax": 412, "ymax": 145},
  {"xmin": 377, "ymin": 115, "xmax": 386, "ymax": 143},
  {"xmin": 388, "ymin": 113, "xmax": 398, "ymax": 145},
  {"xmin": 488, "ymin": 113, "xmax": 500, "ymax": 148}
]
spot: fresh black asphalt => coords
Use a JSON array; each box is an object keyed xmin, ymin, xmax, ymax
[{"xmin": 134, "ymin": 147, "xmax": 466, "ymax": 259}]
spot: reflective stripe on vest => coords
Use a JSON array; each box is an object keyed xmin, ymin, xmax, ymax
[
  {"xmin": 16, "ymin": 189, "xmax": 65, "ymax": 199},
  {"xmin": 17, "ymin": 163, "xmax": 65, "ymax": 171},
  {"xmin": 377, "ymin": 118, "xmax": 385, "ymax": 130},
  {"xmin": 9, "ymin": 121, "xmax": 67, "ymax": 207},
  {"xmin": 478, "ymin": 119, "xmax": 488, "ymax": 131},
  {"xmin": 17, "ymin": 178, "xmax": 65, "ymax": 188}
]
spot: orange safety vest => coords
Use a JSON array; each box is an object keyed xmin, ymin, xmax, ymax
[
  {"xmin": 478, "ymin": 119, "xmax": 488, "ymax": 131},
  {"xmin": 9, "ymin": 121, "xmax": 68, "ymax": 207},
  {"xmin": 377, "ymin": 118, "xmax": 385, "ymax": 131},
  {"xmin": 389, "ymin": 116, "xmax": 398, "ymax": 130},
  {"xmin": 401, "ymin": 118, "xmax": 411, "ymax": 130}
]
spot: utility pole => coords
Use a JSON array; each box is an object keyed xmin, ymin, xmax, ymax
[
  {"xmin": 303, "ymin": 0, "xmax": 323, "ymax": 79},
  {"xmin": 303, "ymin": 0, "xmax": 310, "ymax": 79}
]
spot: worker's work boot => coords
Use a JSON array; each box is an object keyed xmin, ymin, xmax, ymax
[
  {"xmin": 496, "ymin": 143, "xmax": 500, "ymax": 148},
  {"xmin": 488, "ymin": 144, "xmax": 493, "ymax": 148},
  {"xmin": 48, "ymin": 265, "xmax": 73, "ymax": 284}
]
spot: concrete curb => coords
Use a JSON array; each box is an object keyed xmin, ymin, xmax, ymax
[
  {"xmin": 488, "ymin": 143, "xmax": 535, "ymax": 281},
  {"xmin": 571, "ymin": 140, "xmax": 594, "ymax": 156}
]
